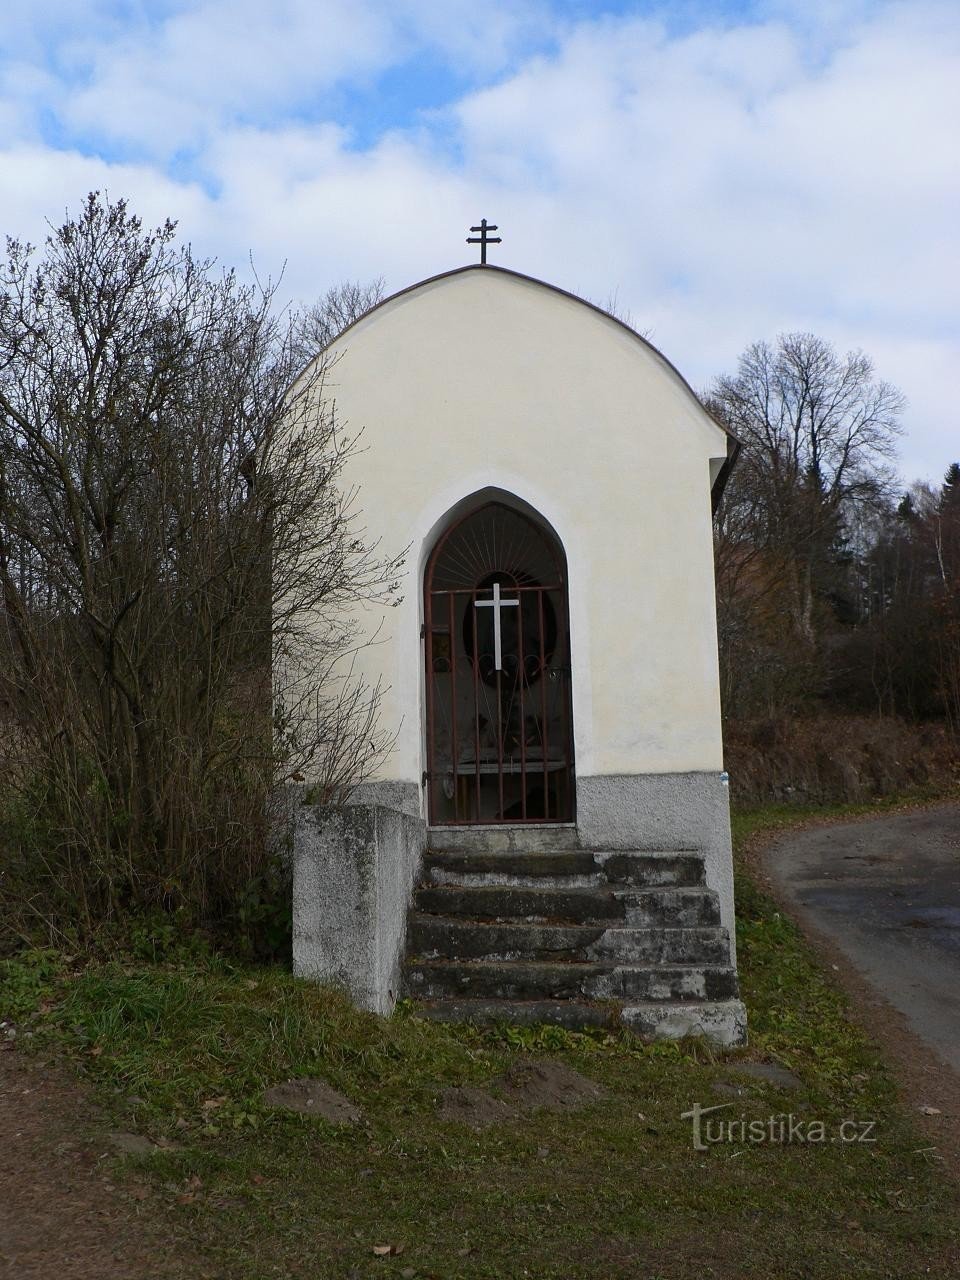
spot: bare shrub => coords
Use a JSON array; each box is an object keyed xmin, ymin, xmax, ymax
[{"xmin": 0, "ymin": 195, "xmax": 402, "ymax": 949}]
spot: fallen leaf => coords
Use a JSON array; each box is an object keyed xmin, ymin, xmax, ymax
[
  {"xmin": 920, "ymin": 1106, "xmax": 942, "ymax": 1116},
  {"xmin": 201, "ymin": 1097, "xmax": 227, "ymax": 1111},
  {"xmin": 372, "ymin": 1245, "xmax": 393, "ymax": 1256},
  {"xmin": 250, "ymin": 1173, "xmax": 265, "ymax": 1185},
  {"xmin": 89, "ymin": 1044, "xmax": 104, "ymax": 1057},
  {"xmin": 130, "ymin": 1187, "xmax": 149, "ymax": 1201}
]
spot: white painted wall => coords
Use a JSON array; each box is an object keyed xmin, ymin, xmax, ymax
[{"xmin": 303, "ymin": 266, "xmax": 729, "ymax": 807}]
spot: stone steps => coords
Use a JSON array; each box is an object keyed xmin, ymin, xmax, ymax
[
  {"xmin": 406, "ymin": 958, "xmax": 739, "ymax": 1002},
  {"xmin": 408, "ymin": 917, "xmax": 732, "ymax": 965},
  {"xmin": 414, "ymin": 997, "xmax": 748, "ymax": 1046},
  {"xmin": 423, "ymin": 849, "xmax": 706, "ymax": 889},
  {"xmin": 402, "ymin": 843, "xmax": 746, "ymax": 1046},
  {"xmin": 413, "ymin": 883, "xmax": 722, "ymax": 927}
]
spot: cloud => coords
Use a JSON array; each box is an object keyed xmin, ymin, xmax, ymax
[
  {"xmin": 0, "ymin": 0, "xmax": 956, "ymax": 481},
  {"xmin": 0, "ymin": 145, "xmax": 213, "ymax": 255},
  {"xmin": 2, "ymin": 0, "xmax": 559, "ymax": 159}
]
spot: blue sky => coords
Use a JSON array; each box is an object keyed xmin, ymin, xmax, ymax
[{"xmin": 1, "ymin": 0, "xmax": 957, "ymax": 482}]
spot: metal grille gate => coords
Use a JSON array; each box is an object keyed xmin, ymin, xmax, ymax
[{"xmin": 424, "ymin": 501, "xmax": 575, "ymax": 825}]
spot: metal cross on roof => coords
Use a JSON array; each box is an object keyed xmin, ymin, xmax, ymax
[{"xmin": 467, "ymin": 218, "xmax": 501, "ymax": 265}]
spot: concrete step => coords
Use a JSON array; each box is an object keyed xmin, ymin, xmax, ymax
[
  {"xmin": 619, "ymin": 1000, "xmax": 748, "ymax": 1047},
  {"xmin": 413, "ymin": 883, "xmax": 721, "ymax": 927},
  {"xmin": 408, "ymin": 917, "xmax": 732, "ymax": 965},
  {"xmin": 423, "ymin": 849, "xmax": 705, "ymax": 890},
  {"xmin": 414, "ymin": 997, "xmax": 618, "ymax": 1031},
  {"xmin": 413, "ymin": 997, "xmax": 748, "ymax": 1046},
  {"xmin": 404, "ymin": 958, "xmax": 739, "ymax": 1002},
  {"xmin": 427, "ymin": 825, "xmax": 579, "ymax": 854}
]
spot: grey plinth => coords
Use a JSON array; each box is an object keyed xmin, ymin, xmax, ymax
[
  {"xmin": 293, "ymin": 803, "xmax": 425, "ymax": 1015},
  {"xmin": 575, "ymin": 772, "xmax": 737, "ymax": 960}
]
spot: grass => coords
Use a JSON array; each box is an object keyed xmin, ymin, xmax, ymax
[{"xmin": 2, "ymin": 800, "xmax": 959, "ymax": 1278}]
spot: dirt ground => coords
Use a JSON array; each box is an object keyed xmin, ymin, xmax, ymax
[
  {"xmin": 439, "ymin": 1056, "xmax": 609, "ymax": 1128},
  {"xmin": 0, "ymin": 1046, "xmax": 193, "ymax": 1280}
]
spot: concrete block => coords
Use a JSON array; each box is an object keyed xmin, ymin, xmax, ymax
[
  {"xmin": 619, "ymin": 999, "xmax": 748, "ymax": 1046},
  {"xmin": 576, "ymin": 772, "xmax": 736, "ymax": 958},
  {"xmin": 293, "ymin": 802, "xmax": 425, "ymax": 1014}
]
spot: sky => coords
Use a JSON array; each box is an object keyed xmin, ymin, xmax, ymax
[{"xmin": 0, "ymin": 0, "xmax": 956, "ymax": 485}]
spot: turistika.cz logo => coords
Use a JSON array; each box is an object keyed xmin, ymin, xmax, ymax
[{"xmin": 680, "ymin": 1102, "xmax": 878, "ymax": 1151}]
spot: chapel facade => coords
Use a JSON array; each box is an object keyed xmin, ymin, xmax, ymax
[{"xmin": 292, "ymin": 260, "xmax": 746, "ymax": 1045}]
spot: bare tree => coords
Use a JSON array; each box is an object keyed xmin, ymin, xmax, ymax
[
  {"xmin": 0, "ymin": 195, "xmax": 402, "ymax": 944},
  {"xmin": 290, "ymin": 277, "xmax": 385, "ymax": 371},
  {"xmin": 709, "ymin": 334, "xmax": 904, "ymax": 712},
  {"xmin": 571, "ymin": 286, "xmax": 652, "ymax": 338}
]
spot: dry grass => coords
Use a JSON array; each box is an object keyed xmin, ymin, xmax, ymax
[{"xmin": 725, "ymin": 713, "xmax": 959, "ymax": 806}]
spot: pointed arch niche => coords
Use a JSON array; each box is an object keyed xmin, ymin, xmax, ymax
[{"xmin": 422, "ymin": 491, "xmax": 575, "ymax": 825}]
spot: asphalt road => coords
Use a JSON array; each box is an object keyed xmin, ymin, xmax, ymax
[{"xmin": 763, "ymin": 804, "xmax": 960, "ymax": 1073}]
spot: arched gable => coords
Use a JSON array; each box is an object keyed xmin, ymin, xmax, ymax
[{"xmin": 313, "ymin": 264, "xmax": 734, "ymax": 486}]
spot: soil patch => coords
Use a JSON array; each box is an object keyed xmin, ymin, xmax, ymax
[
  {"xmin": 0, "ymin": 1046, "xmax": 195, "ymax": 1279},
  {"xmin": 725, "ymin": 1061, "xmax": 804, "ymax": 1089},
  {"xmin": 261, "ymin": 1077, "xmax": 361, "ymax": 1123},
  {"xmin": 439, "ymin": 1057, "xmax": 609, "ymax": 1129},
  {"xmin": 437, "ymin": 1083, "xmax": 518, "ymax": 1128}
]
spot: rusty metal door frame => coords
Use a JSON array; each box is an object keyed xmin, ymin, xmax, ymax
[{"xmin": 423, "ymin": 500, "xmax": 575, "ymax": 826}]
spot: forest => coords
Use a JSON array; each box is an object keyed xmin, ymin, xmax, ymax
[{"xmin": 708, "ymin": 332, "xmax": 959, "ymax": 803}]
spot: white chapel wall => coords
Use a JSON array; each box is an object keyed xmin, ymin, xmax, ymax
[{"xmin": 305, "ymin": 267, "xmax": 729, "ymax": 802}]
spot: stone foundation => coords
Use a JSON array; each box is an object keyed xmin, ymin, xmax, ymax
[
  {"xmin": 293, "ymin": 802, "xmax": 425, "ymax": 1015},
  {"xmin": 291, "ymin": 769, "xmax": 739, "ymax": 1027}
]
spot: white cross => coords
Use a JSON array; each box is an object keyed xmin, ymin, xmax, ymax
[{"xmin": 474, "ymin": 580, "xmax": 519, "ymax": 672}]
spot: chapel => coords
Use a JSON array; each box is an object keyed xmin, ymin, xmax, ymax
[{"xmin": 292, "ymin": 231, "xmax": 746, "ymax": 1046}]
